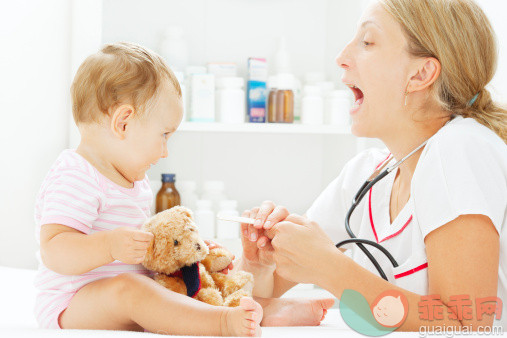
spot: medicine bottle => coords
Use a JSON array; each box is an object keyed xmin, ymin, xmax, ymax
[
  {"xmin": 156, "ymin": 174, "xmax": 181, "ymax": 213},
  {"xmin": 201, "ymin": 181, "xmax": 227, "ymax": 215},
  {"xmin": 177, "ymin": 180, "xmax": 198, "ymax": 212},
  {"xmin": 267, "ymin": 76, "xmax": 278, "ymax": 123},
  {"xmin": 216, "ymin": 200, "xmax": 240, "ymax": 239},
  {"xmin": 275, "ymin": 74, "xmax": 294, "ymax": 123},
  {"xmin": 195, "ymin": 200, "xmax": 215, "ymax": 239},
  {"xmin": 301, "ymin": 85, "xmax": 324, "ymax": 125},
  {"xmin": 216, "ymin": 77, "xmax": 245, "ymax": 124}
]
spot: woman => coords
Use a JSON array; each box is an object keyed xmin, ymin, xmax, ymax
[{"xmin": 234, "ymin": 0, "xmax": 507, "ymax": 331}]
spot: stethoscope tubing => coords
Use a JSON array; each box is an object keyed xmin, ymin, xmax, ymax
[{"xmin": 334, "ymin": 123, "xmax": 446, "ymax": 280}]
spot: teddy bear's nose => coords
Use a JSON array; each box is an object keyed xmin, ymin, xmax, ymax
[{"xmin": 196, "ymin": 243, "xmax": 201, "ymax": 251}]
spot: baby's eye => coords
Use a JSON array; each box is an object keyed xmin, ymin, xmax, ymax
[
  {"xmin": 173, "ymin": 239, "xmax": 179, "ymax": 246},
  {"xmin": 163, "ymin": 132, "xmax": 170, "ymax": 138}
]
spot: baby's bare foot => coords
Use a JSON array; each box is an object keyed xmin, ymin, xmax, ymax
[
  {"xmin": 260, "ymin": 298, "xmax": 335, "ymax": 327},
  {"xmin": 223, "ymin": 297, "xmax": 263, "ymax": 336}
]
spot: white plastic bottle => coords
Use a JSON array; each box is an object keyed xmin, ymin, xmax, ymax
[
  {"xmin": 325, "ymin": 90, "xmax": 351, "ymax": 127},
  {"xmin": 301, "ymin": 85, "xmax": 324, "ymax": 125},
  {"xmin": 173, "ymin": 71, "xmax": 187, "ymax": 122},
  {"xmin": 194, "ymin": 200, "xmax": 215, "ymax": 239},
  {"xmin": 216, "ymin": 77, "xmax": 245, "ymax": 124},
  {"xmin": 189, "ymin": 73, "xmax": 215, "ymax": 122},
  {"xmin": 177, "ymin": 180, "xmax": 198, "ymax": 212},
  {"xmin": 159, "ymin": 26, "xmax": 188, "ymax": 72},
  {"xmin": 216, "ymin": 200, "xmax": 240, "ymax": 239},
  {"xmin": 201, "ymin": 181, "xmax": 227, "ymax": 215}
]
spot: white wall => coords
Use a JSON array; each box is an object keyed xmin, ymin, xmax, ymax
[
  {"xmin": 0, "ymin": 0, "xmax": 72, "ymax": 268},
  {"xmin": 2, "ymin": 0, "xmax": 506, "ymax": 270},
  {"xmin": 101, "ymin": 0, "xmax": 362, "ymax": 86},
  {"xmin": 101, "ymin": 0, "xmax": 365, "ymax": 215},
  {"xmin": 477, "ymin": 0, "xmax": 507, "ymax": 103}
]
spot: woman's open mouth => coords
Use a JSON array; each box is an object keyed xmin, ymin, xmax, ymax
[{"xmin": 347, "ymin": 84, "xmax": 364, "ymax": 114}]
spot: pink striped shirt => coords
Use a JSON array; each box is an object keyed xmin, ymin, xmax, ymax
[{"xmin": 33, "ymin": 149, "xmax": 154, "ymax": 328}]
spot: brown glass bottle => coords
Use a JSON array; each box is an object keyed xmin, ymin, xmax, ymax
[
  {"xmin": 275, "ymin": 74, "xmax": 294, "ymax": 123},
  {"xmin": 275, "ymin": 89, "xmax": 294, "ymax": 123},
  {"xmin": 267, "ymin": 88, "xmax": 277, "ymax": 123},
  {"xmin": 156, "ymin": 173, "xmax": 181, "ymax": 213}
]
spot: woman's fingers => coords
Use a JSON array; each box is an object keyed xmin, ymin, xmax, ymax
[
  {"xmin": 285, "ymin": 213, "xmax": 307, "ymax": 224},
  {"xmin": 256, "ymin": 235, "xmax": 272, "ymax": 249},
  {"xmin": 241, "ymin": 210, "xmax": 250, "ymax": 239},
  {"xmin": 248, "ymin": 207, "xmax": 260, "ymax": 241},
  {"xmin": 264, "ymin": 205, "xmax": 290, "ymax": 229},
  {"xmin": 254, "ymin": 200, "xmax": 276, "ymax": 229}
]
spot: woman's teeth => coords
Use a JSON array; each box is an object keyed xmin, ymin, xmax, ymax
[{"xmin": 346, "ymin": 84, "xmax": 364, "ymax": 114}]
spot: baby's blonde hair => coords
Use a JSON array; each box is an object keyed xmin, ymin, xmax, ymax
[
  {"xmin": 380, "ymin": 0, "xmax": 507, "ymax": 143},
  {"xmin": 71, "ymin": 42, "xmax": 181, "ymax": 124}
]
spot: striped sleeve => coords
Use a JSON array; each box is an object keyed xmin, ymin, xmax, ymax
[{"xmin": 38, "ymin": 167, "xmax": 102, "ymax": 234}]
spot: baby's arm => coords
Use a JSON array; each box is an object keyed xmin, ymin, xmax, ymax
[
  {"xmin": 40, "ymin": 224, "xmax": 153, "ymax": 275},
  {"xmin": 40, "ymin": 224, "xmax": 113, "ymax": 275}
]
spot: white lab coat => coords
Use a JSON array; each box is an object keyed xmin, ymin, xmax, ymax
[{"xmin": 306, "ymin": 115, "xmax": 507, "ymax": 328}]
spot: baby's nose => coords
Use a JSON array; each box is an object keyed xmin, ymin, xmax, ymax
[{"xmin": 195, "ymin": 243, "xmax": 201, "ymax": 251}]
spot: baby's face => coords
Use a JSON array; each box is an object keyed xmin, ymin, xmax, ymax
[
  {"xmin": 372, "ymin": 295, "xmax": 405, "ymax": 327},
  {"xmin": 119, "ymin": 80, "xmax": 183, "ymax": 182}
]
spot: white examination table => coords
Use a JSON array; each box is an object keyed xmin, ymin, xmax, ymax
[{"xmin": 0, "ymin": 266, "xmax": 428, "ymax": 337}]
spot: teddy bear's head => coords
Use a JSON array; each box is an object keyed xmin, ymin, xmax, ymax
[{"xmin": 142, "ymin": 206, "xmax": 209, "ymax": 275}]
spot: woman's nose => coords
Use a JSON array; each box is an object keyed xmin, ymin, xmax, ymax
[{"xmin": 335, "ymin": 45, "xmax": 352, "ymax": 70}]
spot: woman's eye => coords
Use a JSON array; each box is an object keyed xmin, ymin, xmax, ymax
[
  {"xmin": 362, "ymin": 41, "xmax": 373, "ymax": 47},
  {"xmin": 173, "ymin": 240, "xmax": 179, "ymax": 246},
  {"xmin": 163, "ymin": 132, "xmax": 170, "ymax": 137}
]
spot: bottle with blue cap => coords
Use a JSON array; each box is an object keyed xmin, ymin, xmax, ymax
[{"xmin": 155, "ymin": 173, "xmax": 181, "ymax": 213}]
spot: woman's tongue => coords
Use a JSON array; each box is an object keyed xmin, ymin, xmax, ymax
[{"xmin": 352, "ymin": 88, "xmax": 364, "ymax": 109}]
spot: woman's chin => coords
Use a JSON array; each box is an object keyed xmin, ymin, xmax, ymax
[
  {"xmin": 350, "ymin": 110, "xmax": 378, "ymax": 138},
  {"xmin": 350, "ymin": 121, "xmax": 369, "ymax": 138}
]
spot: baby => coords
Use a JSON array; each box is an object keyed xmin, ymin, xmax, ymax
[{"xmin": 34, "ymin": 42, "xmax": 262, "ymax": 336}]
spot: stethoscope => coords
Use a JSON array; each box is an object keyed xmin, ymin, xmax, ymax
[{"xmin": 335, "ymin": 117, "xmax": 454, "ymax": 281}]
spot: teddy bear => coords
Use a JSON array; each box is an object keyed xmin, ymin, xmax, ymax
[{"xmin": 141, "ymin": 206, "xmax": 254, "ymax": 307}]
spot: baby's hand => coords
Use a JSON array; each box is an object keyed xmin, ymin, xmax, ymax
[
  {"xmin": 108, "ymin": 227, "xmax": 154, "ymax": 264},
  {"xmin": 204, "ymin": 239, "xmax": 235, "ymax": 274}
]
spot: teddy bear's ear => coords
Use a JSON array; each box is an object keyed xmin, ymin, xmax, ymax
[{"xmin": 172, "ymin": 206, "xmax": 194, "ymax": 220}]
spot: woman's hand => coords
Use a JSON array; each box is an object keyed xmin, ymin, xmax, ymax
[
  {"xmin": 267, "ymin": 214, "xmax": 338, "ymax": 286},
  {"xmin": 241, "ymin": 201, "xmax": 290, "ymax": 268},
  {"xmin": 204, "ymin": 239, "xmax": 234, "ymax": 274}
]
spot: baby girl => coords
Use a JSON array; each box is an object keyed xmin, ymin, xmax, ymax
[{"xmin": 34, "ymin": 42, "xmax": 331, "ymax": 336}]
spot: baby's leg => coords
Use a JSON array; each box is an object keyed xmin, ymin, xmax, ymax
[{"xmin": 59, "ymin": 273, "xmax": 262, "ymax": 336}]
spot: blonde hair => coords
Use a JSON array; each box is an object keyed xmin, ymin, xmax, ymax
[
  {"xmin": 379, "ymin": 0, "xmax": 507, "ymax": 143},
  {"xmin": 71, "ymin": 42, "xmax": 181, "ymax": 124}
]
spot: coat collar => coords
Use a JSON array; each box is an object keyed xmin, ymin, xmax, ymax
[{"xmin": 368, "ymin": 154, "xmax": 413, "ymax": 243}]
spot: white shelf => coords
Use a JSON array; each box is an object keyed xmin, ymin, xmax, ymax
[{"xmin": 178, "ymin": 122, "xmax": 352, "ymax": 135}]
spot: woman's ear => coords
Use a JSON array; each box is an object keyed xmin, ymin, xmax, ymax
[
  {"xmin": 407, "ymin": 57, "xmax": 441, "ymax": 93},
  {"xmin": 110, "ymin": 104, "xmax": 135, "ymax": 139}
]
